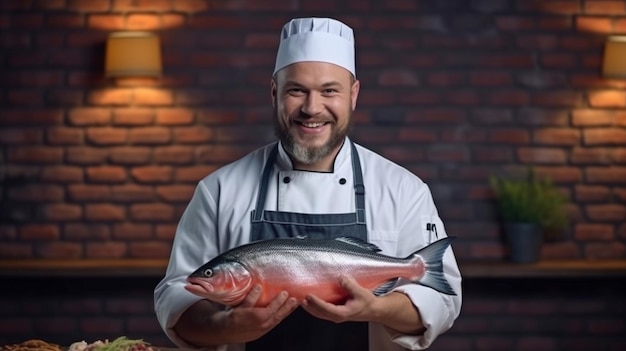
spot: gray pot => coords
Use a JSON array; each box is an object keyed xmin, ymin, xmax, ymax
[{"xmin": 504, "ymin": 222, "xmax": 542, "ymax": 263}]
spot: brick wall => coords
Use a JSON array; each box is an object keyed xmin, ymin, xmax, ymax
[
  {"xmin": 0, "ymin": 276, "xmax": 624, "ymax": 350},
  {"xmin": 0, "ymin": 276, "xmax": 173, "ymax": 348},
  {"xmin": 1, "ymin": 0, "xmax": 626, "ymax": 261}
]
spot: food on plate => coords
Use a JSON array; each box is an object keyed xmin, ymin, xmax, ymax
[
  {"xmin": 1, "ymin": 339, "xmax": 61, "ymax": 351},
  {"xmin": 68, "ymin": 337, "xmax": 156, "ymax": 351},
  {"xmin": 1, "ymin": 337, "xmax": 155, "ymax": 351}
]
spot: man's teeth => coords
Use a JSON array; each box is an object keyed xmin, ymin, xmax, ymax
[{"xmin": 301, "ymin": 122, "xmax": 325, "ymax": 128}]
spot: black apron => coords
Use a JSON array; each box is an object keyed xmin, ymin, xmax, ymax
[{"xmin": 246, "ymin": 142, "xmax": 369, "ymax": 351}]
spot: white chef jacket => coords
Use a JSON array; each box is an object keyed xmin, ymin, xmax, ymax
[{"xmin": 154, "ymin": 137, "xmax": 462, "ymax": 350}]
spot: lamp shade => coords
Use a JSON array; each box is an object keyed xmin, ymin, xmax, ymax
[
  {"xmin": 105, "ymin": 31, "xmax": 162, "ymax": 78},
  {"xmin": 602, "ymin": 36, "xmax": 626, "ymax": 78}
]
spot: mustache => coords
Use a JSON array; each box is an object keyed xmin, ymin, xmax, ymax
[{"xmin": 293, "ymin": 111, "xmax": 333, "ymax": 123}]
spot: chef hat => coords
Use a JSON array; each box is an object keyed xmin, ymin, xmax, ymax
[{"xmin": 273, "ymin": 17, "xmax": 356, "ymax": 77}]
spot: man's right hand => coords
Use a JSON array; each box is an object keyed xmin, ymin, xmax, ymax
[{"xmin": 174, "ymin": 284, "xmax": 299, "ymax": 346}]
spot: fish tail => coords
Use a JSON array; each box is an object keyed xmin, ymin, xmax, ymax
[{"xmin": 412, "ymin": 237, "xmax": 457, "ymax": 295}]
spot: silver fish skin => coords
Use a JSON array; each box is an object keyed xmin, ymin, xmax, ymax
[{"xmin": 185, "ymin": 236, "xmax": 456, "ymax": 307}]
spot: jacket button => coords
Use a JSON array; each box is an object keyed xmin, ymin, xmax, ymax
[
  {"xmin": 339, "ymin": 178, "xmax": 346, "ymax": 185},
  {"xmin": 283, "ymin": 176, "xmax": 291, "ymax": 183}
]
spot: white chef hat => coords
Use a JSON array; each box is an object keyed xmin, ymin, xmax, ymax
[{"xmin": 273, "ymin": 17, "xmax": 356, "ymax": 77}]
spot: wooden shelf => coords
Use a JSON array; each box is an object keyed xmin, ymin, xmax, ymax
[
  {"xmin": 0, "ymin": 259, "xmax": 169, "ymax": 277},
  {"xmin": 459, "ymin": 260, "xmax": 626, "ymax": 278},
  {"xmin": 0, "ymin": 259, "xmax": 625, "ymax": 279}
]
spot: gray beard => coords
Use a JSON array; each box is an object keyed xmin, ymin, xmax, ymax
[
  {"xmin": 274, "ymin": 114, "xmax": 350, "ymax": 166},
  {"xmin": 280, "ymin": 130, "xmax": 337, "ymax": 165}
]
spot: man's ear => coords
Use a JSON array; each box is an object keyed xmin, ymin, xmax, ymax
[
  {"xmin": 351, "ymin": 79, "xmax": 360, "ymax": 111},
  {"xmin": 271, "ymin": 78, "xmax": 278, "ymax": 107}
]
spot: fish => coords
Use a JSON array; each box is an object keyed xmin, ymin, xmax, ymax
[{"xmin": 185, "ymin": 236, "xmax": 456, "ymax": 307}]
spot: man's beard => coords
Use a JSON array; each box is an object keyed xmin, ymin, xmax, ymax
[{"xmin": 274, "ymin": 109, "xmax": 351, "ymax": 166}]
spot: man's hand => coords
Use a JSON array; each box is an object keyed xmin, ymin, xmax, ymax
[
  {"xmin": 301, "ymin": 275, "xmax": 375, "ymax": 323},
  {"xmin": 174, "ymin": 284, "xmax": 298, "ymax": 346},
  {"xmin": 301, "ymin": 276, "xmax": 426, "ymax": 335},
  {"xmin": 223, "ymin": 284, "xmax": 299, "ymax": 342}
]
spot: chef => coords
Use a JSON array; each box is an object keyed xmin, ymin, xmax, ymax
[{"xmin": 154, "ymin": 17, "xmax": 462, "ymax": 351}]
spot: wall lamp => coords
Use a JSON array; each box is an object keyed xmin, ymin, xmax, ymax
[
  {"xmin": 602, "ymin": 36, "xmax": 626, "ymax": 78},
  {"xmin": 105, "ymin": 31, "xmax": 162, "ymax": 78}
]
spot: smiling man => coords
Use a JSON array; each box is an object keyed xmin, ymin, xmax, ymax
[
  {"xmin": 154, "ymin": 17, "xmax": 462, "ymax": 351},
  {"xmin": 272, "ymin": 61, "xmax": 357, "ymax": 171}
]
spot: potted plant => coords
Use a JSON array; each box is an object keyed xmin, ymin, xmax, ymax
[{"xmin": 489, "ymin": 168, "xmax": 568, "ymax": 263}]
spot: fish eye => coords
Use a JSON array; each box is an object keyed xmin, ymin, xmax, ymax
[{"xmin": 203, "ymin": 269, "xmax": 213, "ymax": 277}]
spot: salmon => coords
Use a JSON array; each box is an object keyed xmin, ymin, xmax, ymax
[{"xmin": 185, "ymin": 236, "xmax": 456, "ymax": 307}]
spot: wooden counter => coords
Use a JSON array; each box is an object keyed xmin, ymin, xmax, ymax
[
  {"xmin": 459, "ymin": 259, "xmax": 626, "ymax": 278},
  {"xmin": 0, "ymin": 259, "xmax": 169, "ymax": 277},
  {"xmin": 0, "ymin": 259, "xmax": 625, "ymax": 278}
]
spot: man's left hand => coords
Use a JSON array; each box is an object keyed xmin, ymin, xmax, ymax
[
  {"xmin": 301, "ymin": 275, "xmax": 376, "ymax": 323},
  {"xmin": 301, "ymin": 275, "xmax": 426, "ymax": 335}
]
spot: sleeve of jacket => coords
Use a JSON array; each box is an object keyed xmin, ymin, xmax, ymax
[
  {"xmin": 388, "ymin": 180, "xmax": 463, "ymax": 350},
  {"xmin": 153, "ymin": 180, "xmax": 225, "ymax": 349}
]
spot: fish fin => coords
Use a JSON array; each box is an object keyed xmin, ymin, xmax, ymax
[
  {"xmin": 413, "ymin": 237, "xmax": 457, "ymax": 296},
  {"xmin": 335, "ymin": 236, "xmax": 382, "ymax": 252},
  {"xmin": 372, "ymin": 278, "xmax": 400, "ymax": 296}
]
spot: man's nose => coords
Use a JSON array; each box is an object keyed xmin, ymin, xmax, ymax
[{"xmin": 301, "ymin": 93, "xmax": 323, "ymax": 116}]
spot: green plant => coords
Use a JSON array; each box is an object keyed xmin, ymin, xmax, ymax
[{"xmin": 489, "ymin": 169, "xmax": 568, "ymax": 230}]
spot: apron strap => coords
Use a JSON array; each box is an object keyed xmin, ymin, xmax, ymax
[
  {"xmin": 252, "ymin": 143, "xmax": 279, "ymax": 221},
  {"xmin": 350, "ymin": 142, "xmax": 366, "ymax": 225}
]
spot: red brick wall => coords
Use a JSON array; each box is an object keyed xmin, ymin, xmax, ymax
[{"xmin": 1, "ymin": 2, "xmax": 626, "ymax": 258}]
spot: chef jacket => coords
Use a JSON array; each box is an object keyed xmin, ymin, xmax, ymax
[{"xmin": 154, "ymin": 137, "xmax": 463, "ymax": 351}]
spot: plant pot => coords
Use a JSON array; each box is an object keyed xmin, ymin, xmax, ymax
[{"xmin": 503, "ymin": 222, "xmax": 542, "ymax": 264}]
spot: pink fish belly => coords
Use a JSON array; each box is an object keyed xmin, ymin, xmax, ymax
[{"xmin": 251, "ymin": 260, "xmax": 425, "ymax": 307}]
